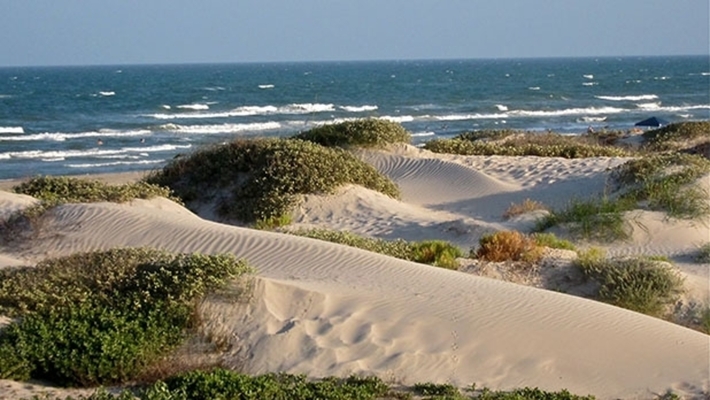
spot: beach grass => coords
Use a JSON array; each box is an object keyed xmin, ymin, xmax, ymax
[
  {"xmin": 642, "ymin": 121, "xmax": 710, "ymax": 152},
  {"xmin": 286, "ymin": 228, "xmax": 463, "ymax": 269},
  {"xmin": 144, "ymin": 137, "xmax": 400, "ymax": 226}
]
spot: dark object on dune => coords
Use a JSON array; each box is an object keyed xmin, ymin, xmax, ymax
[{"xmin": 635, "ymin": 116, "xmax": 670, "ymax": 128}]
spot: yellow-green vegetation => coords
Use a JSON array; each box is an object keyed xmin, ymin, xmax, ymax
[
  {"xmin": 287, "ymin": 228, "xmax": 463, "ymax": 269},
  {"xmin": 0, "ymin": 248, "xmax": 252, "ymax": 387},
  {"xmin": 475, "ymin": 230, "xmax": 544, "ymax": 263},
  {"xmin": 423, "ymin": 130, "xmax": 632, "ymax": 158},
  {"xmin": 535, "ymin": 196, "xmax": 632, "ymax": 242},
  {"xmin": 530, "ymin": 232, "xmax": 576, "ymax": 251},
  {"xmin": 13, "ymin": 175, "xmax": 181, "ymax": 205},
  {"xmin": 642, "ymin": 121, "xmax": 710, "ymax": 152},
  {"xmin": 502, "ymin": 198, "xmax": 548, "ymax": 219},
  {"xmin": 611, "ymin": 153, "xmax": 710, "ymax": 219},
  {"xmin": 27, "ymin": 369, "xmax": 597, "ymax": 400},
  {"xmin": 145, "ymin": 138, "xmax": 400, "ymax": 225},
  {"xmin": 293, "ymin": 118, "xmax": 411, "ymax": 148},
  {"xmin": 575, "ymin": 249, "xmax": 685, "ymax": 317}
]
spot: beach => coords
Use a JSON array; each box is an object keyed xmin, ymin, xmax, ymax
[{"xmin": 0, "ymin": 142, "xmax": 708, "ymax": 399}]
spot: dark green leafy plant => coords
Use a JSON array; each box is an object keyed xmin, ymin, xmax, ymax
[
  {"xmin": 293, "ymin": 118, "xmax": 411, "ymax": 148},
  {"xmin": 0, "ymin": 248, "xmax": 252, "ymax": 386}
]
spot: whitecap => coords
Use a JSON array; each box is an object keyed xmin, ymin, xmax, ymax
[
  {"xmin": 0, "ymin": 129, "xmax": 150, "ymax": 142},
  {"xmin": 258, "ymin": 84, "xmax": 275, "ymax": 89},
  {"xmin": 577, "ymin": 116, "xmax": 608, "ymax": 123},
  {"xmin": 636, "ymin": 102, "xmax": 661, "ymax": 110},
  {"xmin": 495, "ymin": 104, "xmax": 508, "ymax": 111},
  {"xmin": 596, "ymin": 94, "xmax": 658, "ymax": 101},
  {"xmin": 378, "ymin": 115, "xmax": 414, "ymax": 123},
  {"xmin": 583, "ymin": 74, "xmax": 594, "ymax": 79},
  {"xmin": 177, "ymin": 103, "xmax": 210, "ymax": 110},
  {"xmin": 411, "ymin": 132, "xmax": 435, "ymax": 137},
  {"xmin": 67, "ymin": 159, "xmax": 165, "ymax": 168},
  {"xmin": 0, "ymin": 126, "xmax": 24, "ymax": 134},
  {"xmin": 164, "ymin": 122, "xmax": 281, "ymax": 134},
  {"xmin": 582, "ymin": 82, "xmax": 598, "ymax": 86},
  {"xmin": 339, "ymin": 105, "xmax": 378, "ymax": 112},
  {"xmin": 528, "ymin": 87, "xmax": 541, "ymax": 91},
  {"xmin": 99, "ymin": 91, "xmax": 115, "ymax": 96}
]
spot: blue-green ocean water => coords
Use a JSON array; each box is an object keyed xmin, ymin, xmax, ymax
[{"xmin": 0, "ymin": 56, "xmax": 708, "ymax": 180}]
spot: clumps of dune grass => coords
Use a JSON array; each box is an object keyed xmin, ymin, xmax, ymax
[
  {"xmin": 0, "ymin": 248, "xmax": 252, "ymax": 387},
  {"xmin": 575, "ymin": 248, "xmax": 685, "ymax": 317},
  {"xmin": 530, "ymin": 232, "xmax": 576, "ymax": 251},
  {"xmin": 145, "ymin": 138, "xmax": 399, "ymax": 226},
  {"xmin": 502, "ymin": 198, "xmax": 548, "ymax": 219},
  {"xmin": 13, "ymin": 175, "xmax": 181, "ymax": 205},
  {"xmin": 292, "ymin": 118, "xmax": 411, "ymax": 148},
  {"xmin": 642, "ymin": 121, "xmax": 710, "ymax": 152},
  {"xmin": 287, "ymin": 228, "xmax": 463, "ymax": 269},
  {"xmin": 423, "ymin": 130, "xmax": 632, "ymax": 158},
  {"xmin": 474, "ymin": 230, "xmax": 544, "ymax": 263},
  {"xmin": 535, "ymin": 196, "xmax": 634, "ymax": 242},
  {"xmin": 611, "ymin": 153, "xmax": 710, "ymax": 219}
]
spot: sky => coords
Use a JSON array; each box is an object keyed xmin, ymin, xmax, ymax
[{"xmin": 1, "ymin": 0, "xmax": 708, "ymax": 67}]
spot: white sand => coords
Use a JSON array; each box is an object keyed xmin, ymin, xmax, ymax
[{"xmin": 0, "ymin": 145, "xmax": 708, "ymax": 399}]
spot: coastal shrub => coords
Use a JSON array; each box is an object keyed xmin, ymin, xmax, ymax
[
  {"xmin": 0, "ymin": 248, "xmax": 252, "ymax": 386},
  {"xmin": 145, "ymin": 138, "xmax": 400, "ymax": 224},
  {"xmin": 13, "ymin": 175, "xmax": 181, "ymax": 205},
  {"xmin": 575, "ymin": 254, "xmax": 685, "ymax": 317},
  {"xmin": 642, "ymin": 121, "xmax": 710, "ymax": 151},
  {"xmin": 535, "ymin": 197, "xmax": 633, "ymax": 242},
  {"xmin": 502, "ymin": 198, "xmax": 547, "ymax": 219},
  {"xmin": 423, "ymin": 132, "xmax": 631, "ymax": 158},
  {"xmin": 287, "ymin": 228, "xmax": 463, "ymax": 269},
  {"xmin": 530, "ymin": 232, "xmax": 576, "ymax": 251},
  {"xmin": 413, "ymin": 382, "xmax": 461, "ymax": 397},
  {"xmin": 293, "ymin": 118, "xmax": 411, "ymax": 148},
  {"xmin": 475, "ymin": 231, "xmax": 544, "ymax": 263},
  {"xmin": 611, "ymin": 153, "xmax": 710, "ymax": 219}
]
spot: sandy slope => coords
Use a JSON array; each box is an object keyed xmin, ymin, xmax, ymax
[{"xmin": 0, "ymin": 146, "xmax": 708, "ymax": 399}]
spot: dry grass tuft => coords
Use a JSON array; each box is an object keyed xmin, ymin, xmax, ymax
[
  {"xmin": 503, "ymin": 198, "xmax": 548, "ymax": 219},
  {"xmin": 476, "ymin": 230, "xmax": 544, "ymax": 263}
]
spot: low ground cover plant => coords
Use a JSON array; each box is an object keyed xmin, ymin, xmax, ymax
[
  {"xmin": 287, "ymin": 228, "xmax": 463, "ymax": 269},
  {"xmin": 642, "ymin": 121, "xmax": 710, "ymax": 152},
  {"xmin": 423, "ymin": 130, "xmax": 631, "ymax": 158},
  {"xmin": 0, "ymin": 248, "xmax": 252, "ymax": 386},
  {"xmin": 293, "ymin": 118, "xmax": 411, "ymax": 148},
  {"xmin": 535, "ymin": 197, "xmax": 633, "ymax": 242},
  {"xmin": 575, "ymin": 249, "xmax": 685, "ymax": 317},
  {"xmin": 145, "ymin": 138, "xmax": 400, "ymax": 226}
]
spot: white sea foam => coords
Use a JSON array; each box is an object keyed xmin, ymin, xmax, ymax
[
  {"xmin": 495, "ymin": 104, "xmax": 508, "ymax": 111},
  {"xmin": 654, "ymin": 76, "xmax": 670, "ymax": 80},
  {"xmin": 204, "ymin": 86, "xmax": 226, "ymax": 91},
  {"xmin": 435, "ymin": 113, "xmax": 507, "ymax": 121},
  {"xmin": 162, "ymin": 105, "xmax": 171, "ymax": 110},
  {"xmin": 596, "ymin": 94, "xmax": 659, "ymax": 101},
  {"xmin": 99, "ymin": 91, "xmax": 115, "ymax": 96},
  {"xmin": 411, "ymin": 132, "xmax": 435, "ymax": 137},
  {"xmin": 284, "ymin": 103, "xmax": 336, "ymax": 113},
  {"xmin": 583, "ymin": 74, "xmax": 594, "ymax": 79},
  {"xmin": 339, "ymin": 105, "xmax": 378, "ymax": 112},
  {"xmin": 702, "ymin": 72, "xmax": 710, "ymax": 76},
  {"xmin": 0, "ymin": 126, "xmax": 24, "ymax": 134},
  {"xmin": 149, "ymin": 103, "xmax": 335, "ymax": 120},
  {"xmin": 177, "ymin": 103, "xmax": 210, "ymax": 110},
  {"xmin": 577, "ymin": 116, "xmax": 608, "ymax": 123},
  {"xmin": 636, "ymin": 102, "xmax": 661, "ymax": 110},
  {"xmin": 582, "ymin": 82, "xmax": 598, "ymax": 86},
  {"xmin": 1, "ymin": 144, "xmax": 191, "ymax": 160},
  {"xmin": 528, "ymin": 87, "xmax": 541, "ymax": 91},
  {"xmin": 511, "ymin": 106, "xmax": 624, "ymax": 117},
  {"xmin": 258, "ymin": 84, "xmax": 275, "ymax": 89},
  {"xmin": 163, "ymin": 122, "xmax": 281, "ymax": 134},
  {"xmin": 0, "ymin": 129, "xmax": 150, "ymax": 142},
  {"xmin": 67, "ymin": 159, "xmax": 165, "ymax": 168},
  {"xmin": 379, "ymin": 115, "xmax": 414, "ymax": 123}
]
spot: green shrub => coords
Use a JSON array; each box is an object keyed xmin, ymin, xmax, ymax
[
  {"xmin": 287, "ymin": 229, "xmax": 463, "ymax": 269},
  {"xmin": 575, "ymin": 255, "xmax": 685, "ymax": 317},
  {"xmin": 474, "ymin": 387, "xmax": 595, "ymax": 400},
  {"xmin": 145, "ymin": 138, "xmax": 400, "ymax": 224},
  {"xmin": 13, "ymin": 175, "xmax": 181, "ymax": 205},
  {"xmin": 293, "ymin": 118, "xmax": 411, "ymax": 148},
  {"xmin": 413, "ymin": 382, "xmax": 461, "ymax": 397},
  {"xmin": 0, "ymin": 248, "xmax": 252, "ymax": 387},
  {"xmin": 611, "ymin": 153, "xmax": 710, "ymax": 219}
]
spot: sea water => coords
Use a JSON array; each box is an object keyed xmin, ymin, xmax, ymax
[{"xmin": 0, "ymin": 56, "xmax": 708, "ymax": 179}]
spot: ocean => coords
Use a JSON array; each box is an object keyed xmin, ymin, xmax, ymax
[{"xmin": 0, "ymin": 56, "xmax": 708, "ymax": 180}]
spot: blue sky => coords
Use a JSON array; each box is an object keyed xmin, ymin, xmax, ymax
[{"xmin": 1, "ymin": 0, "xmax": 708, "ymax": 66}]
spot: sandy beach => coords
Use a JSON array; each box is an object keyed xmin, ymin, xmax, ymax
[{"xmin": 0, "ymin": 143, "xmax": 708, "ymax": 399}]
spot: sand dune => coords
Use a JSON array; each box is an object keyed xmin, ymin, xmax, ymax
[{"xmin": 0, "ymin": 146, "xmax": 708, "ymax": 399}]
